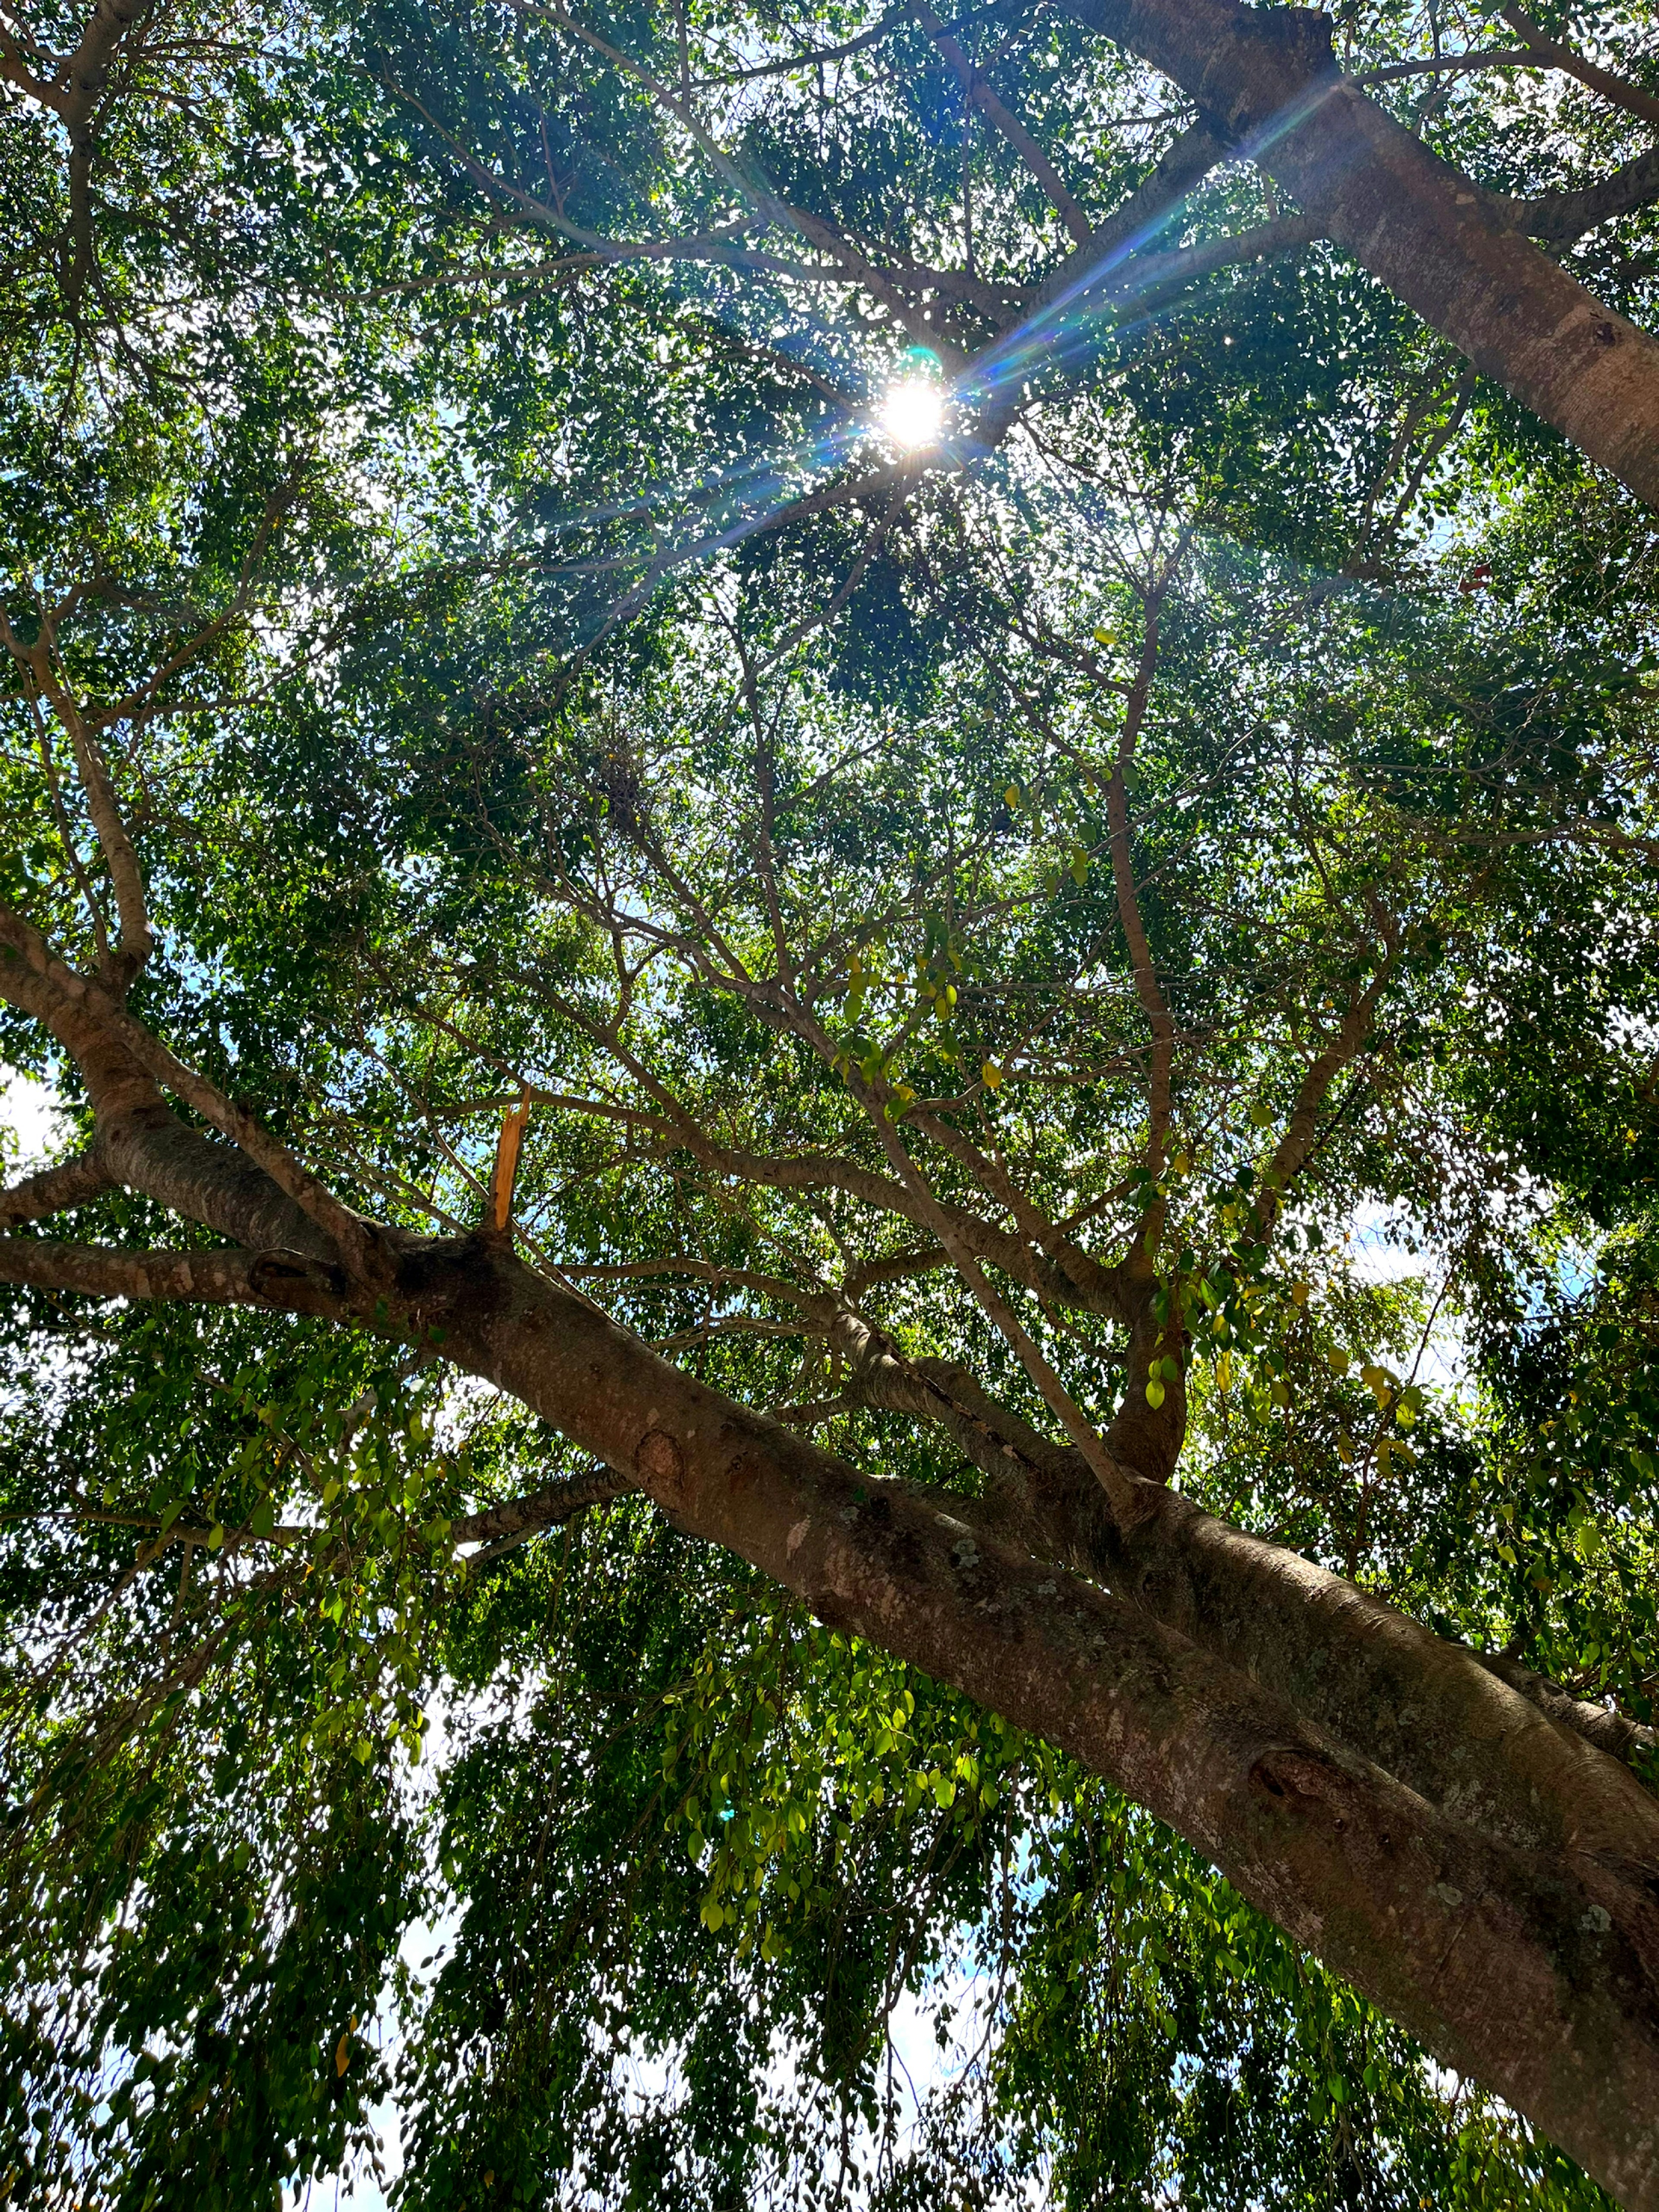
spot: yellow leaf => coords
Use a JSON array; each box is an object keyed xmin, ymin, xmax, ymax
[
  {"xmin": 981, "ymin": 1060, "xmax": 1003, "ymax": 1090},
  {"xmin": 1145, "ymin": 1378, "xmax": 1166, "ymax": 1409},
  {"xmin": 335, "ymin": 2034, "xmax": 350, "ymax": 2076}
]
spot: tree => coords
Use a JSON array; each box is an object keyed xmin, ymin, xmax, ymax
[{"xmin": 1, "ymin": 0, "xmax": 1658, "ymax": 2206}]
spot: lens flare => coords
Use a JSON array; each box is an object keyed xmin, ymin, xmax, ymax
[{"xmin": 880, "ymin": 379, "xmax": 945, "ymax": 450}]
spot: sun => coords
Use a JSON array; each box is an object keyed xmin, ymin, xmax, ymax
[{"xmin": 880, "ymin": 378, "xmax": 946, "ymax": 450}]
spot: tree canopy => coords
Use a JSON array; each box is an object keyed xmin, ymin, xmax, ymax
[{"xmin": 2, "ymin": 0, "xmax": 1659, "ymax": 2205}]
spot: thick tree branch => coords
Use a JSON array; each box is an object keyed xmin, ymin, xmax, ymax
[
  {"xmin": 1504, "ymin": 148, "xmax": 1659, "ymax": 244},
  {"xmin": 0, "ymin": 1237, "xmax": 346, "ymax": 1311},
  {"xmin": 5, "ymin": 1203, "xmax": 1657, "ymax": 2199},
  {"xmin": 0, "ymin": 900, "xmax": 371, "ymax": 1268},
  {"xmin": 1060, "ymin": 0, "xmax": 1659, "ymax": 509},
  {"xmin": 382, "ymin": 1242, "xmax": 1659, "ymax": 2210},
  {"xmin": 829, "ymin": 1309, "xmax": 1116, "ymax": 1544},
  {"xmin": 1, "ymin": 0, "xmax": 154, "ymax": 132},
  {"xmin": 648, "ymin": 1119, "xmax": 1126, "ymax": 1314},
  {"xmin": 1476, "ymin": 1649, "xmax": 1659, "ymax": 1766},
  {"xmin": 828, "ymin": 1318, "xmax": 1659, "ymax": 1872}
]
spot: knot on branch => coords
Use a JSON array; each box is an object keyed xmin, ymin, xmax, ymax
[
  {"xmin": 1189, "ymin": 1, "xmax": 1340, "ymax": 140},
  {"xmin": 390, "ymin": 1232, "xmax": 507, "ymax": 1312},
  {"xmin": 1247, "ymin": 1746, "xmax": 1363, "ymax": 1839}
]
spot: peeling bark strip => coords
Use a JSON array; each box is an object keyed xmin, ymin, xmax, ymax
[{"xmin": 1061, "ymin": 0, "xmax": 1659, "ymax": 509}]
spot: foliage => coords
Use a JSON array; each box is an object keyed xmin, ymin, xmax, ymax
[{"xmin": 2, "ymin": 0, "xmax": 1658, "ymax": 2202}]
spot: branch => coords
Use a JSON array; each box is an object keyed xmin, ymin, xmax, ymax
[
  {"xmin": 0, "ymin": 1148, "xmax": 110, "ymax": 1227},
  {"xmin": 1497, "ymin": 2, "xmax": 1659, "ymax": 133},
  {"xmin": 1259, "ymin": 947, "xmax": 1396, "ymax": 1219},
  {"xmin": 0, "ymin": 1237, "xmax": 346, "ymax": 1312},
  {"xmin": 1018, "ymin": 119, "xmax": 1230, "ymax": 324},
  {"xmin": 1104, "ymin": 594, "xmax": 1176, "ymax": 1174},
  {"xmin": 0, "ymin": 606, "xmax": 154, "ymax": 983},
  {"xmin": 858, "ymin": 1090, "xmax": 1146, "ymax": 1528},
  {"xmin": 1475, "ymin": 1649, "xmax": 1659, "ymax": 1764},
  {"xmin": 623, "ymin": 1115, "xmax": 1120, "ymax": 1313},
  {"xmin": 1104, "ymin": 214, "xmax": 1317, "ymax": 308},
  {"xmin": 911, "ymin": 0, "xmax": 1093, "ymax": 245},
  {"xmin": 1354, "ymin": 47, "xmax": 1538, "ymax": 85},
  {"xmin": 830, "ymin": 1310, "xmax": 1114, "ymax": 1552},
  {"xmin": 692, "ymin": 0, "xmax": 919, "ymax": 86},
  {"xmin": 3, "ymin": 1204, "xmax": 1656, "ymax": 2189},
  {"xmin": 0, "ymin": 900, "xmax": 372, "ymax": 1271},
  {"xmin": 1057, "ymin": 0, "xmax": 1659, "ymax": 508},
  {"xmin": 561, "ymin": 1254, "xmax": 838, "ymax": 1318},
  {"xmin": 1503, "ymin": 147, "xmax": 1659, "ymax": 244},
  {"xmin": 0, "ymin": 0, "xmax": 154, "ymax": 131},
  {"xmin": 828, "ymin": 1319, "xmax": 1659, "ymax": 1872},
  {"xmin": 521, "ymin": 4, "xmax": 965, "ymax": 363},
  {"xmin": 452, "ymin": 1466, "xmax": 635, "ymax": 1557},
  {"xmin": 903, "ymin": 1103, "xmax": 1121, "ymax": 1309}
]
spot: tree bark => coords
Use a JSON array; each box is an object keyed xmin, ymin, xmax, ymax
[{"xmin": 831, "ymin": 1317, "xmax": 1659, "ymax": 1862}]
